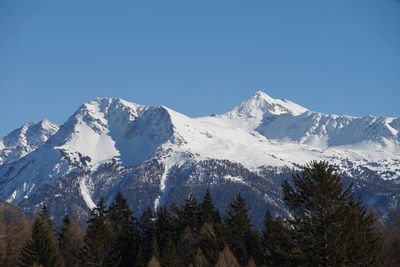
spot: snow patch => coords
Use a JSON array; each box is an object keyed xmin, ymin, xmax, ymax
[
  {"xmin": 224, "ymin": 175, "xmax": 246, "ymax": 184},
  {"xmin": 79, "ymin": 178, "xmax": 96, "ymax": 209}
]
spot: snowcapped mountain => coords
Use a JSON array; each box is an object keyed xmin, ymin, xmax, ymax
[
  {"xmin": 0, "ymin": 120, "xmax": 59, "ymax": 165},
  {"xmin": 0, "ymin": 91, "xmax": 399, "ymax": 226}
]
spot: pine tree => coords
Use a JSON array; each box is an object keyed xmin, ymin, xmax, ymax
[
  {"xmin": 198, "ymin": 223, "xmax": 224, "ymax": 266},
  {"xmin": 139, "ymin": 207, "xmax": 156, "ymax": 262},
  {"xmin": 261, "ymin": 212, "xmax": 297, "ymax": 267},
  {"xmin": 78, "ymin": 197, "xmax": 117, "ymax": 266},
  {"xmin": 381, "ymin": 214, "xmax": 400, "ymax": 267},
  {"xmin": 135, "ymin": 245, "xmax": 146, "ymax": 267},
  {"xmin": 107, "ymin": 193, "xmax": 140, "ymax": 267},
  {"xmin": 177, "ymin": 227, "xmax": 197, "ymax": 267},
  {"xmin": 282, "ymin": 161, "xmax": 382, "ymax": 266},
  {"xmin": 58, "ymin": 215, "xmax": 83, "ymax": 267},
  {"xmin": 346, "ymin": 199, "xmax": 382, "ymax": 265},
  {"xmin": 155, "ymin": 206, "xmax": 175, "ymax": 252},
  {"xmin": 178, "ymin": 194, "xmax": 201, "ymax": 233},
  {"xmin": 20, "ymin": 204, "xmax": 63, "ymax": 267},
  {"xmin": 224, "ymin": 193, "xmax": 260, "ymax": 267},
  {"xmin": 154, "ymin": 207, "xmax": 178, "ymax": 267},
  {"xmin": 200, "ymin": 189, "xmax": 221, "ymax": 227},
  {"xmin": 159, "ymin": 232, "xmax": 178, "ymax": 267}
]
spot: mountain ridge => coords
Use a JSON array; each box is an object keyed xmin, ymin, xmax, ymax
[{"xmin": 0, "ymin": 91, "xmax": 399, "ymax": 226}]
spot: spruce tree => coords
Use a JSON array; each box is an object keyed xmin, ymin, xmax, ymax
[
  {"xmin": 139, "ymin": 206, "xmax": 156, "ymax": 262},
  {"xmin": 282, "ymin": 161, "xmax": 381, "ymax": 266},
  {"xmin": 177, "ymin": 227, "xmax": 197, "ymax": 267},
  {"xmin": 154, "ymin": 207, "xmax": 178, "ymax": 267},
  {"xmin": 159, "ymin": 232, "xmax": 178, "ymax": 267},
  {"xmin": 20, "ymin": 204, "xmax": 63, "ymax": 267},
  {"xmin": 381, "ymin": 214, "xmax": 400, "ymax": 266},
  {"xmin": 200, "ymin": 189, "xmax": 221, "ymax": 227},
  {"xmin": 78, "ymin": 197, "xmax": 117, "ymax": 266},
  {"xmin": 346, "ymin": 199, "xmax": 382, "ymax": 265},
  {"xmin": 224, "ymin": 193, "xmax": 260, "ymax": 267},
  {"xmin": 261, "ymin": 212, "xmax": 297, "ymax": 267},
  {"xmin": 107, "ymin": 193, "xmax": 140, "ymax": 267},
  {"xmin": 198, "ymin": 223, "xmax": 224, "ymax": 266},
  {"xmin": 155, "ymin": 206, "xmax": 174, "ymax": 250},
  {"xmin": 135, "ymin": 245, "xmax": 146, "ymax": 267},
  {"xmin": 178, "ymin": 194, "xmax": 201, "ymax": 233}
]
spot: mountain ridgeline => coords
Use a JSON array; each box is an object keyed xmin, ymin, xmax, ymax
[{"xmin": 0, "ymin": 91, "xmax": 399, "ymax": 226}]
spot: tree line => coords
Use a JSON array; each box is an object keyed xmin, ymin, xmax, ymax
[{"xmin": 1, "ymin": 161, "xmax": 400, "ymax": 266}]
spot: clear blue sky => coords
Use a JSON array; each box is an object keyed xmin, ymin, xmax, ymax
[{"xmin": 1, "ymin": 0, "xmax": 399, "ymax": 136}]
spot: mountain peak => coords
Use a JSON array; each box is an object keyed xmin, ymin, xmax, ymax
[
  {"xmin": 38, "ymin": 119, "xmax": 59, "ymax": 131},
  {"xmin": 252, "ymin": 90, "xmax": 275, "ymax": 101},
  {"xmin": 226, "ymin": 90, "xmax": 308, "ymax": 124},
  {"xmin": 244, "ymin": 90, "xmax": 308, "ymax": 116},
  {"xmin": 0, "ymin": 120, "xmax": 59, "ymax": 165}
]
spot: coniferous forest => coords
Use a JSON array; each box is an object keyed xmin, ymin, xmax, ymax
[{"xmin": 1, "ymin": 161, "xmax": 400, "ymax": 266}]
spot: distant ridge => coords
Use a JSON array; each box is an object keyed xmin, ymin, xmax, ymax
[{"xmin": 0, "ymin": 91, "xmax": 399, "ymax": 226}]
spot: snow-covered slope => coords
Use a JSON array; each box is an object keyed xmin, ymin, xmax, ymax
[
  {"xmin": 0, "ymin": 91, "xmax": 399, "ymax": 225},
  {"xmin": 0, "ymin": 120, "xmax": 59, "ymax": 165}
]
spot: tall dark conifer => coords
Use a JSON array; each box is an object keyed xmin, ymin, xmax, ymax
[
  {"xmin": 107, "ymin": 193, "xmax": 140, "ymax": 267},
  {"xmin": 155, "ymin": 207, "xmax": 174, "ymax": 249},
  {"xmin": 20, "ymin": 204, "xmax": 63, "ymax": 267},
  {"xmin": 78, "ymin": 197, "xmax": 117, "ymax": 267},
  {"xmin": 177, "ymin": 227, "xmax": 197, "ymax": 267},
  {"xmin": 282, "ymin": 161, "xmax": 381, "ymax": 266},
  {"xmin": 198, "ymin": 223, "xmax": 224, "ymax": 266},
  {"xmin": 261, "ymin": 212, "xmax": 297, "ymax": 267},
  {"xmin": 178, "ymin": 194, "xmax": 201, "ymax": 233},
  {"xmin": 159, "ymin": 232, "xmax": 178, "ymax": 267},
  {"xmin": 200, "ymin": 189, "xmax": 221, "ymax": 227},
  {"xmin": 224, "ymin": 194, "xmax": 260, "ymax": 267},
  {"xmin": 139, "ymin": 206, "xmax": 156, "ymax": 262}
]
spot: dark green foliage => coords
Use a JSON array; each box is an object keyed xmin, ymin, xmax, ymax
[
  {"xmin": 381, "ymin": 215, "xmax": 400, "ymax": 267},
  {"xmin": 0, "ymin": 170, "xmax": 387, "ymax": 266},
  {"xmin": 345, "ymin": 199, "xmax": 382, "ymax": 265},
  {"xmin": 200, "ymin": 188, "xmax": 221, "ymax": 226},
  {"xmin": 20, "ymin": 204, "xmax": 63, "ymax": 267},
  {"xmin": 224, "ymin": 193, "xmax": 261, "ymax": 267},
  {"xmin": 139, "ymin": 206, "xmax": 156, "ymax": 262},
  {"xmin": 177, "ymin": 194, "xmax": 202, "ymax": 233},
  {"xmin": 154, "ymin": 207, "xmax": 178, "ymax": 267},
  {"xmin": 107, "ymin": 193, "xmax": 140, "ymax": 267},
  {"xmin": 159, "ymin": 233, "xmax": 178, "ymax": 267},
  {"xmin": 282, "ymin": 161, "xmax": 382, "ymax": 266},
  {"xmin": 155, "ymin": 207, "xmax": 175, "ymax": 249},
  {"xmin": 134, "ymin": 245, "xmax": 146, "ymax": 267},
  {"xmin": 198, "ymin": 223, "xmax": 224, "ymax": 266},
  {"xmin": 177, "ymin": 227, "xmax": 198, "ymax": 266},
  {"xmin": 261, "ymin": 212, "xmax": 298, "ymax": 267},
  {"xmin": 78, "ymin": 197, "xmax": 117, "ymax": 267}
]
